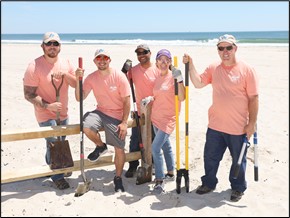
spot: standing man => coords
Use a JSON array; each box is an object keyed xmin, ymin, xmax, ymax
[
  {"xmin": 23, "ymin": 32, "xmax": 77, "ymax": 190},
  {"xmin": 183, "ymin": 34, "xmax": 259, "ymax": 202},
  {"xmin": 75, "ymin": 49, "xmax": 131, "ymax": 192},
  {"xmin": 123, "ymin": 44, "xmax": 159, "ymax": 178}
]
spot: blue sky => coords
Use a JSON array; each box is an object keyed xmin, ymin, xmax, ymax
[{"xmin": 1, "ymin": 1, "xmax": 289, "ymax": 34}]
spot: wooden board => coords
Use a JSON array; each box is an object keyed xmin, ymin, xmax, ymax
[{"xmin": 1, "ymin": 151, "xmax": 141, "ymax": 184}]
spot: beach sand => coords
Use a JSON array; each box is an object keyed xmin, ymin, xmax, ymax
[{"xmin": 1, "ymin": 43, "xmax": 289, "ymax": 217}]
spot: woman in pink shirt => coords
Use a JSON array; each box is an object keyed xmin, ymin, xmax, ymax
[{"xmin": 149, "ymin": 49, "xmax": 185, "ymax": 194}]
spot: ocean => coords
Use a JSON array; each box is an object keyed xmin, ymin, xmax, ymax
[{"xmin": 1, "ymin": 31, "xmax": 288, "ymax": 46}]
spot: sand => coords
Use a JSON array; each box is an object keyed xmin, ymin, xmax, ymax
[{"xmin": 1, "ymin": 43, "xmax": 289, "ymax": 217}]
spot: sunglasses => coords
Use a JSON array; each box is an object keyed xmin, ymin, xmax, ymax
[
  {"xmin": 95, "ymin": 55, "xmax": 110, "ymax": 61},
  {"xmin": 136, "ymin": 50, "xmax": 150, "ymax": 56},
  {"xmin": 217, "ymin": 45, "xmax": 233, "ymax": 51},
  {"xmin": 44, "ymin": 41, "xmax": 60, "ymax": 46}
]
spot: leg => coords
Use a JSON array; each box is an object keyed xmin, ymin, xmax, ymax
[
  {"xmin": 39, "ymin": 119, "xmax": 69, "ymax": 189},
  {"xmin": 125, "ymin": 126, "xmax": 140, "ymax": 177},
  {"xmin": 201, "ymin": 128, "xmax": 227, "ymax": 190}
]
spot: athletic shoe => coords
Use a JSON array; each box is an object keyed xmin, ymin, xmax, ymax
[
  {"xmin": 164, "ymin": 173, "xmax": 175, "ymax": 181},
  {"xmin": 87, "ymin": 143, "xmax": 108, "ymax": 162},
  {"xmin": 114, "ymin": 176, "xmax": 125, "ymax": 192},
  {"xmin": 230, "ymin": 190, "xmax": 244, "ymax": 202},
  {"xmin": 152, "ymin": 181, "xmax": 165, "ymax": 194}
]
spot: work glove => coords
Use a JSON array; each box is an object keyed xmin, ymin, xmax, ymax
[
  {"xmin": 141, "ymin": 96, "xmax": 154, "ymax": 107},
  {"xmin": 121, "ymin": 59, "xmax": 132, "ymax": 73},
  {"xmin": 171, "ymin": 66, "xmax": 183, "ymax": 83}
]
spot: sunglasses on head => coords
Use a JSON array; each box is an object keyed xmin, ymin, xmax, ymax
[
  {"xmin": 217, "ymin": 45, "xmax": 234, "ymax": 51},
  {"xmin": 95, "ymin": 55, "xmax": 110, "ymax": 61},
  {"xmin": 136, "ymin": 50, "xmax": 150, "ymax": 56},
  {"xmin": 44, "ymin": 41, "xmax": 60, "ymax": 46}
]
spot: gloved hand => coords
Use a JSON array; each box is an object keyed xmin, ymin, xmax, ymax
[
  {"xmin": 171, "ymin": 66, "xmax": 183, "ymax": 83},
  {"xmin": 141, "ymin": 96, "xmax": 154, "ymax": 107},
  {"xmin": 121, "ymin": 59, "xmax": 132, "ymax": 73}
]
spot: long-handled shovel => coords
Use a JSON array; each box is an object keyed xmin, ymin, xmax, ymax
[
  {"xmin": 75, "ymin": 57, "xmax": 91, "ymax": 197},
  {"xmin": 175, "ymin": 58, "xmax": 189, "ymax": 194},
  {"xmin": 49, "ymin": 75, "xmax": 74, "ymax": 170},
  {"xmin": 121, "ymin": 59, "xmax": 151, "ymax": 185},
  {"xmin": 253, "ymin": 125, "xmax": 258, "ymax": 181}
]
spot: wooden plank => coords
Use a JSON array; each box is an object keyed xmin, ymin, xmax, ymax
[
  {"xmin": 1, "ymin": 151, "xmax": 141, "ymax": 184},
  {"xmin": 1, "ymin": 119, "xmax": 140, "ymax": 142}
]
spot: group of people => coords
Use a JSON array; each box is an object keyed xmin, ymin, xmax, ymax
[{"xmin": 23, "ymin": 32, "xmax": 259, "ymax": 202}]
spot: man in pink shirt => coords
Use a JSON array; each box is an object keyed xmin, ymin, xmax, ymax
[
  {"xmin": 183, "ymin": 34, "xmax": 259, "ymax": 202},
  {"xmin": 124, "ymin": 44, "xmax": 159, "ymax": 178},
  {"xmin": 23, "ymin": 32, "xmax": 77, "ymax": 190},
  {"xmin": 75, "ymin": 49, "xmax": 131, "ymax": 192}
]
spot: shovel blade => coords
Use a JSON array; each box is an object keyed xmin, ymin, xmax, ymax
[
  {"xmin": 136, "ymin": 165, "xmax": 152, "ymax": 185},
  {"xmin": 74, "ymin": 180, "xmax": 91, "ymax": 197},
  {"xmin": 49, "ymin": 140, "xmax": 74, "ymax": 170}
]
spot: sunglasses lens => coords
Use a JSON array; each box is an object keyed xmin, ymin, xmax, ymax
[
  {"xmin": 45, "ymin": 41, "xmax": 59, "ymax": 46},
  {"xmin": 137, "ymin": 50, "xmax": 149, "ymax": 56},
  {"xmin": 218, "ymin": 45, "xmax": 233, "ymax": 51},
  {"xmin": 96, "ymin": 56, "xmax": 109, "ymax": 61}
]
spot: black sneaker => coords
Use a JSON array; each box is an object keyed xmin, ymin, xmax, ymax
[
  {"xmin": 125, "ymin": 166, "xmax": 137, "ymax": 178},
  {"xmin": 230, "ymin": 190, "xmax": 244, "ymax": 202},
  {"xmin": 87, "ymin": 143, "xmax": 108, "ymax": 162},
  {"xmin": 196, "ymin": 185, "xmax": 214, "ymax": 195},
  {"xmin": 114, "ymin": 176, "xmax": 125, "ymax": 192}
]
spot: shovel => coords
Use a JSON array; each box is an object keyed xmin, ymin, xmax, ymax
[
  {"xmin": 75, "ymin": 57, "xmax": 92, "ymax": 197},
  {"xmin": 121, "ymin": 60, "xmax": 151, "ymax": 185},
  {"xmin": 174, "ymin": 59, "xmax": 190, "ymax": 194},
  {"xmin": 49, "ymin": 74, "xmax": 74, "ymax": 170}
]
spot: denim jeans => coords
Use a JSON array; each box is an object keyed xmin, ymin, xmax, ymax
[
  {"xmin": 151, "ymin": 125, "xmax": 174, "ymax": 180},
  {"xmin": 201, "ymin": 128, "xmax": 247, "ymax": 192},
  {"xmin": 39, "ymin": 118, "xmax": 68, "ymax": 181}
]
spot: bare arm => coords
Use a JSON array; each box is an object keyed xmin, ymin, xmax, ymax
[
  {"xmin": 177, "ymin": 82, "xmax": 186, "ymax": 101},
  {"xmin": 118, "ymin": 96, "xmax": 131, "ymax": 140},
  {"xmin": 183, "ymin": 54, "xmax": 206, "ymax": 88},
  {"xmin": 24, "ymin": 86, "xmax": 48, "ymax": 109},
  {"xmin": 244, "ymin": 95, "xmax": 259, "ymax": 140},
  {"xmin": 24, "ymin": 86, "xmax": 61, "ymax": 112}
]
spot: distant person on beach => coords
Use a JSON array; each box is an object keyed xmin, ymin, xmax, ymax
[
  {"xmin": 183, "ymin": 34, "xmax": 259, "ymax": 202},
  {"xmin": 122, "ymin": 44, "xmax": 159, "ymax": 178},
  {"xmin": 75, "ymin": 48, "xmax": 131, "ymax": 192},
  {"xmin": 143, "ymin": 49, "xmax": 185, "ymax": 194},
  {"xmin": 23, "ymin": 32, "xmax": 77, "ymax": 190}
]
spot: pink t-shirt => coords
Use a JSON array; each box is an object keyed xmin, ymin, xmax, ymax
[
  {"xmin": 151, "ymin": 71, "xmax": 181, "ymax": 134},
  {"xmin": 83, "ymin": 68, "xmax": 130, "ymax": 121},
  {"xmin": 131, "ymin": 64, "xmax": 159, "ymax": 114},
  {"xmin": 23, "ymin": 56, "xmax": 75, "ymax": 123},
  {"xmin": 201, "ymin": 60, "xmax": 259, "ymax": 135}
]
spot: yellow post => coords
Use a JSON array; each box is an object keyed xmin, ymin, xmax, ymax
[{"xmin": 174, "ymin": 56, "xmax": 180, "ymax": 170}]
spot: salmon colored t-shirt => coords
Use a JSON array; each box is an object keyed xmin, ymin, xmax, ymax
[
  {"xmin": 151, "ymin": 71, "xmax": 181, "ymax": 134},
  {"xmin": 200, "ymin": 60, "xmax": 259, "ymax": 135},
  {"xmin": 23, "ymin": 56, "xmax": 75, "ymax": 123},
  {"xmin": 83, "ymin": 68, "xmax": 130, "ymax": 121},
  {"xmin": 131, "ymin": 64, "xmax": 159, "ymax": 114}
]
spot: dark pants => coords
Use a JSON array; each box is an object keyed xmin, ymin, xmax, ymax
[{"xmin": 201, "ymin": 128, "xmax": 247, "ymax": 192}]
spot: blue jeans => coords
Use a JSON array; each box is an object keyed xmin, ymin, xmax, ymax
[
  {"xmin": 201, "ymin": 128, "xmax": 247, "ymax": 192},
  {"xmin": 39, "ymin": 118, "xmax": 68, "ymax": 181},
  {"xmin": 151, "ymin": 125, "xmax": 174, "ymax": 180}
]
